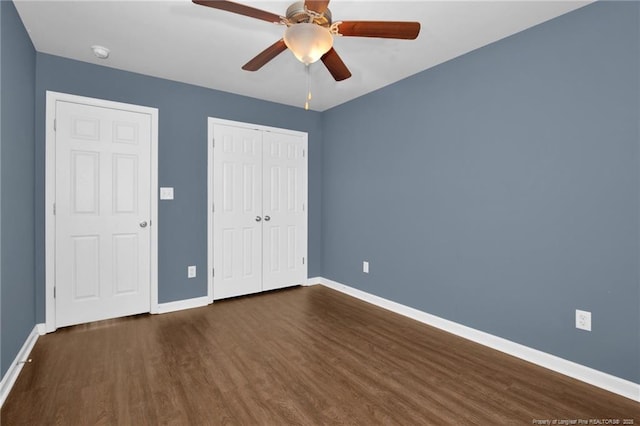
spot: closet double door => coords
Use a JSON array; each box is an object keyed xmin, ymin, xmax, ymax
[{"xmin": 212, "ymin": 122, "xmax": 307, "ymax": 300}]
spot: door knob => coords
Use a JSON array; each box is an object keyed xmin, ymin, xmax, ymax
[
  {"xmin": 264, "ymin": 215, "xmax": 271, "ymax": 221},
  {"xmin": 255, "ymin": 216, "xmax": 262, "ymax": 222},
  {"xmin": 139, "ymin": 221, "xmax": 148, "ymax": 228}
]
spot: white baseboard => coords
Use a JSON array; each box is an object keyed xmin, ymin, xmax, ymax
[
  {"xmin": 36, "ymin": 323, "xmax": 46, "ymax": 335},
  {"xmin": 0, "ymin": 324, "xmax": 44, "ymax": 408},
  {"xmin": 155, "ymin": 296, "xmax": 210, "ymax": 314},
  {"xmin": 318, "ymin": 277, "xmax": 640, "ymax": 402},
  {"xmin": 304, "ymin": 277, "xmax": 322, "ymax": 286}
]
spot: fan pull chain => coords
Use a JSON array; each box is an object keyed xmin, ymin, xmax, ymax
[{"xmin": 305, "ymin": 64, "xmax": 311, "ymax": 111}]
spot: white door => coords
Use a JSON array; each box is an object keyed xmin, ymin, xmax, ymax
[
  {"xmin": 55, "ymin": 101, "xmax": 151, "ymax": 327},
  {"xmin": 211, "ymin": 121, "xmax": 307, "ymax": 300},
  {"xmin": 262, "ymin": 131, "xmax": 307, "ymax": 291},
  {"xmin": 213, "ymin": 124, "xmax": 263, "ymax": 299}
]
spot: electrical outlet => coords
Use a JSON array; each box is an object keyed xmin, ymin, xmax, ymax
[
  {"xmin": 363, "ymin": 261, "xmax": 369, "ymax": 274},
  {"xmin": 575, "ymin": 309, "xmax": 591, "ymax": 331},
  {"xmin": 187, "ymin": 265, "xmax": 196, "ymax": 279}
]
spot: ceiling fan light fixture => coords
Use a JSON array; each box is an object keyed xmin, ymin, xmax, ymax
[{"xmin": 284, "ymin": 23, "xmax": 333, "ymax": 65}]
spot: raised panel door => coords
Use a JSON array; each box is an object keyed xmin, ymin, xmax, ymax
[
  {"xmin": 213, "ymin": 124, "xmax": 263, "ymax": 299},
  {"xmin": 55, "ymin": 101, "xmax": 151, "ymax": 327},
  {"xmin": 262, "ymin": 131, "xmax": 306, "ymax": 291}
]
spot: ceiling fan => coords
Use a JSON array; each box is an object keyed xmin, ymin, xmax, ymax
[{"xmin": 193, "ymin": 0, "xmax": 421, "ymax": 81}]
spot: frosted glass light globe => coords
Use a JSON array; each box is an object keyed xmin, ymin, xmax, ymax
[{"xmin": 283, "ymin": 23, "xmax": 333, "ymax": 65}]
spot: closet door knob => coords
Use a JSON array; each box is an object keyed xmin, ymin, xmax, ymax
[
  {"xmin": 264, "ymin": 216, "xmax": 271, "ymax": 221},
  {"xmin": 139, "ymin": 221, "xmax": 148, "ymax": 228},
  {"xmin": 255, "ymin": 216, "xmax": 262, "ymax": 222}
]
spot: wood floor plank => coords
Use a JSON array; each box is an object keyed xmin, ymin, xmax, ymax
[{"xmin": 2, "ymin": 285, "xmax": 639, "ymax": 425}]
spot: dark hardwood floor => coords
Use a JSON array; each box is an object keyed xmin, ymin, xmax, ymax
[{"xmin": 2, "ymin": 285, "xmax": 639, "ymax": 425}]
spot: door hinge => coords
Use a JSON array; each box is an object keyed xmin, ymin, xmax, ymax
[
  {"xmin": 53, "ymin": 119, "xmax": 57, "ymax": 132},
  {"xmin": 53, "ymin": 203, "xmax": 56, "ymax": 215},
  {"xmin": 302, "ymin": 257, "xmax": 305, "ymax": 265},
  {"xmin": 53, "ymin": 286, "xmax": 56, "ymax": 298},
  {"xmin": 212, "ymin": 268, "xmax": 215, "ymax": 277},
  {"xmin": 212, "ymin": 138, "xmax": 215, "ymax": 148},
  {"xmin": 212, "ymin": 203, "xmax": 215, "ymax": 213}
]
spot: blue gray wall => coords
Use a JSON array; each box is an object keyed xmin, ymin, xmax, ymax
[
  {"xmin": 322, "ymin": 1, "xmax": 640, "ymax": 383},
  {"xmin": 0, "ymin": 0, "xmax": 36, "ymax": 376},
  {"xmin": 0, "ymin": 0, "xmax": 3, "ymax": 381},
  {"xmin": 1, "ymin": 0, "xmax": 639, "ymax": 386},
  {"xmin": 34, "ymin": 53, "xmax": 323, "ymax": 316}
]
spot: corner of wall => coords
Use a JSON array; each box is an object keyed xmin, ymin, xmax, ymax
[
  {"xmin": 0, "ymin": 0, "xmax": 4, "ymax": 389},
  {"xmin": 0, "ymin": 0, "xmax": 38, "ymax": 378}
]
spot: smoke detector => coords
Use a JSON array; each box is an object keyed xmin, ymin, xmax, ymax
[{"xmin": 91, "ymin": 45, "xmax": 110, "ymax": 59}]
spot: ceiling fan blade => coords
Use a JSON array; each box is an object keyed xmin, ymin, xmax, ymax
[
  {"xmin": 304, "ymin": 0, "xmax": 330, "ymax": 14},
  {"xmin": 337, "ymin": 21, "xmax": 420, "ymax": 39},
  {"xmin": 321, "ymin": 48, "xmax": 351, "ymax": 81},
  {"xmin": 192, "ymin": 0, "xmax": 282, "ymax": 24},
  {"xmin": 242, "ymin": 39, "xmax": 288, "ymax": 71}
]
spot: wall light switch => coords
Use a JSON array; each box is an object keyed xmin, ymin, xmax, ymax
[
  {"xmin": 188, "ymin": 265, "xmax": 196, "ymax": 279},
  {"xmin": 363, "ymin": 261, "xmax": 369, "ymax": 274},
  {"xmin": 160, "ymin": 187, "xmax": 174, "ymax": 200}
]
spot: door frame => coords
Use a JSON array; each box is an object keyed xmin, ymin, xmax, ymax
[
  {"xmin": 207, "ymin": 117, "xmax": 308, "ymax": 303},
  {"xmin": 45, "ymin": 91, "xmax": 159, "ymax": 332}
]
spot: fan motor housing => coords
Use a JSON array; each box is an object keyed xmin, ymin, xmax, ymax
[{"xmin": 286, "ymin": 1, "xmax": 332, "ymax": 26}]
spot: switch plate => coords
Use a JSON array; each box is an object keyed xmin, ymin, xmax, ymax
[
  {"xmin": 576, "ymin": 309, "xmax": 591, "ymax": 331},
  {"xmin": 187, "ymin": 265, "xmax": 196, "ymax": 279},
  {"xmin": 160, "ymin": 187, "xmax": 174, "ymax": 200},
  {"xmin": 363, "ymin": 261, "xmax": 369, "ymax": 274}
]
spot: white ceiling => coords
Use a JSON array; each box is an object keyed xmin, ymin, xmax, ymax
[{"xmin": 14, "ymin": 0, "xmax": 591, "ymax": 111}]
